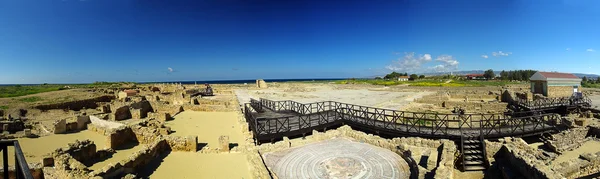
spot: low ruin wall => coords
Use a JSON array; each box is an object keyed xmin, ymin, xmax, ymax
[
  {"xmin": 35, "ymin": 96, "xmax": 115, "ymax": 111},
  {"xmin": 545, "ymin": 127, "xmax": 589, "ymax": 153},
  {"xmin": 496, "ymin": 138, "xmax": 562, "ymax": 179}
]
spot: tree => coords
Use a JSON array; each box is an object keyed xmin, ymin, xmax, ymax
[
  {"xmin": 583, "ymin": 76, "xmax": 588, "ymax": 82},
  {"xmin": 483, "ymin": 69, "xmax": 495, "ymax": 80},
  {"xmin": 375, "ymin": 77, "xmax": 382, "ymax": 80},
  {"xmin": 419, "ymin": 75, "xmax": 425, "ymax": 79},
  {"xmin": 409, "ymin": 74, "xmax": 418, "ymax": 80}
]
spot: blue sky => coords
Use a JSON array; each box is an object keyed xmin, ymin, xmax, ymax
[{"xmin": 0, "ymin": 0, "xmax": 598, "ymax": 84}]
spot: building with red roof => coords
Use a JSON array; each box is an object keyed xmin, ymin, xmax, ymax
[{"xmin": 529, "ymin": 72, "xmax": 582, "ymax": 97}]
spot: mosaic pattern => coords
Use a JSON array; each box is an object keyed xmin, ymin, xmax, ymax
[{"xmin": 264, "ymin": 138, "xmax": 410, "ymax": 179}]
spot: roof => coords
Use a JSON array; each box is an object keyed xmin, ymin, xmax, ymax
[
  {"xmin": 538, "ymin": 72, "xmax": 579, "ymax": 79},
  {"xmin": 465, "ymin": 74, "xmax": 484, "ymax": 77},
  {"xmin": 398, "ymin": 76, "xmax": 409, "ymax": 78},
  {"xmin": 530, "ymin": 71, "xmax": 581, "ymax": 81}
]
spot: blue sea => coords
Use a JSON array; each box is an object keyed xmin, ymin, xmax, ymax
[{"xmin": 0, "ymin": 78, "xmax": 346, "ymax": 86}]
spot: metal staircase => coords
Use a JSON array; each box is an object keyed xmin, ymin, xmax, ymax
[{"xmin": 460, "ymin": 134, "xmax": 489, "ymax": 171}]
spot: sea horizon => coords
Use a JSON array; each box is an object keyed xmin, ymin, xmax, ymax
[{"xmin": 0, "ymin": 78, "xmax": 348, "ymax": 86}]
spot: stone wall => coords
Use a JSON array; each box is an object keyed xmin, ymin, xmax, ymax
[
  {"xmin": 89, "ymin": 139, "xmax": 170, "ymax": 178},
  {"xmin": 35, "ymin": 95, "xmax": 115, "ymax": 111},
  {"xmin": 163, "ymin": 135, "xmax": 197, "ymax": 152},
  {"xmin": 545, "ymin": 127, "xmax": 589, "ymax": 153},
  {"xmin": 548, "ymin": 86, "xmax": 577, "ymax": 98},
  {"xmin": 495, "ymin": 138, "xmax": 562, "ymax": 179},
  {"xmin": 111, "ymin": 106, "xmax": 131, "ymax": 121},
  {"xmin": 106, "ymin": 126, "xmax": 138, "ymax": 149}
]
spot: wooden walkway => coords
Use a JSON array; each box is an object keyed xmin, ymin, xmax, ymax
[{"xmin": 244, "ymin": 98, "xmax": 588, "ymax": 143}]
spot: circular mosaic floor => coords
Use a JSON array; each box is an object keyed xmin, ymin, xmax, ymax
[{"xmin": 264, "ymin": 138, "xmax": 410, "ymax": 179}]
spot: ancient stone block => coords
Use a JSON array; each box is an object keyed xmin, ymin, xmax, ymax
[
  {"xmin": 256, "ymin": 79, "xmax": 268, "ymax": 88},
  {"xmin": 53, "ymin": 119, "xmax": 67, "ymax": 134},
  {"xmin": 41, "ymin": 156, "xmax": 54, "ymax": 167},
  {"xmin": 218, "ymin": 135, "xmax": 230, "ymax": 152},
  {"xmin": 574, "ymin": 118, "xmax": 588, "ymax": 126},
  {"xmin": 100, "ymin": 105, "xmax": 111, "ymax": 113},
  {"xmin": 66, "ymin": 122, "xmax": 78, "ymax": 132},
  {"xmin": 131, "ymin": 109, "xmax": 142, "ymax": 119},
  {"xmin": 191, "ymin": 98, "xmax": 199, "ymax": 105},
  {"xmin": 112, "ymin": 106, "xmax": 131, "ymax": 121},
  {"xmin": 77, "ymin": 115, "xmax": 91, "ymax": 130},
  {"xmin": 23, "ymin": 129, "xmax": 32, "ymax": 137}
]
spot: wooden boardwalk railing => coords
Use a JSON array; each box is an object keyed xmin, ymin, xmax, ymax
[{"xmin": 243, "ymin": 97, "xmax": 588, "ymax": 143}]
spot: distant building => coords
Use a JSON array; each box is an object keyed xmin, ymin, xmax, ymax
[
  {"xmin": 465, "ymin": 74, "xmax": 485, "ymax": 80},
  {"xmin": 397, "ymin": 76, "xmax": 409, "ymax": 81},
  {"xmin": 529, "ymin": 72, "xmax": 581, "ymax": 97}
]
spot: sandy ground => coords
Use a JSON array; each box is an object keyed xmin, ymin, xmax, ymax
[
  {"xmin": 147, "ymin": 152, "xmax": 251, "ymax": 179},
  {"xmin": 552, "ymin": 140, "xmax": 600, "ymax": 164},
  {"xmin": 235, "ymin": 85, "xmax": 432, "ymax": 110},
  {"xmin": 88, "ymin": 144, "xmax": 145, "ymax": 171},
  {"xmin": 166, "ymin": 111, "xmax": 244, "ymax": 147},
  {"xmin": 148, "ymin": 111, "xmax": 251, "ymax": 179},
  {"xmin": 1, "ymin": 130, "xmax": 107, "ymax": 166}
]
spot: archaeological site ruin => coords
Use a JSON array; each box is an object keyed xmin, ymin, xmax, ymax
[{"xmin": 1, "ymin": 78, "xmax": 600, "ymax": 179}]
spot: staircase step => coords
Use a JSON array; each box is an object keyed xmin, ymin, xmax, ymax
[
  {"xmin": 464, "ymin": 140, "xmax": 479, "ymax": 143},
  {"xmin": 464, "ymin": 150, "xmax": 482, "ymax": 154},
  {"xmin": 463, "ymin": 145, "xmax": 480, "ymax": 149},
  {"xmin": 464, "ymin": 155, "xmax": 483, "ymax": 160},
  {"xmin": 464, "ymin": 160, "xmax": 484, "ymax": 165},
  {"xmin": 464, "ymin": 165, "xmax": 487, "ymax": 171}
]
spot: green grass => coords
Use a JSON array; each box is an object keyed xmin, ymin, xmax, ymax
[
  {"xmin": 0, "ymin": 81, "xmax": 136, "ymax": 98},
  {"xmin": 18, "ymin": 96, "xmax": 43, "ymax": 102},
  {"xmin": 335, "ymin": 79, "xmax": 524, "ymax": 87},
  {"xmin": 0, "ymin": 85, "xmax": 63, "ymax": 98},
  {"xmin": 0, "ymin": 106, "xmax": 8, "ymax": 110}
]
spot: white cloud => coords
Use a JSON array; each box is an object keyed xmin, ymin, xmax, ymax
[
  {"xmin": 386, "ymin": 52, "xmax": 460, "ymax": 73},
  {"xmin": 587, "ymin": 48, "xmax": 595, "ymax": 52},
  {"xmin": 491, "ymin": 51, "xmax": 512, "ymax": 57},
  {"xmin": 481, "ymin": 55, "xmax": 488, "ymax": 59},
  {"xmin": 566, "ymin": 48, "xmax": 571, "ymax": 51},
  {"xmin": 432, "ymin": 55, "xmax": 459, "ymax": 72},
  {"xmin": 167, "ymin": 67, "xmax": 174, "ymax": 73},
  {"xmin": 385, "ymin": 52, "xmax": 433, "ymax": 72}
]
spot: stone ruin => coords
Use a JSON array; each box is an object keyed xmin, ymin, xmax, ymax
[
  {"xmin": 52, "ymin": 115, "xmax": 91, "ymax": 134},
  {"xmin": 41, "ymin": 116, "xmax": 199, "ymax": 179},
  {"xmin": 256, "ymin": 79, "xmax": 268, "ymax": 88}
]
